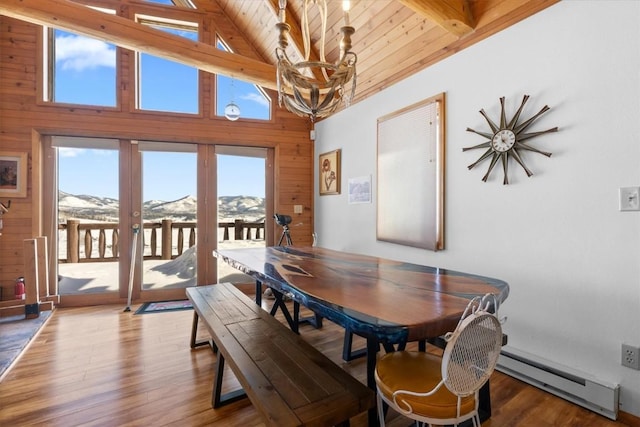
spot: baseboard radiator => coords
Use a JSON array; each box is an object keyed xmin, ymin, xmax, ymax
[{"xmin": 496, "ymin": 347, "xmax": 620, "ymax": 420}]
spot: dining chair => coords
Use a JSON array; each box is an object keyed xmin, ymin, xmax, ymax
[{"xmin": 374, "ymin": 293, "xmax": 505, "ymax": 427}]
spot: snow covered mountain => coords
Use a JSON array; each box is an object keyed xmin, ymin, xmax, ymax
[{"xmin": 58, "ymin": 192, "xmax": 264, "ymax": 222}]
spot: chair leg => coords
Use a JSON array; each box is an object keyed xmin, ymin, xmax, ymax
[{"xmin": 376, "ymin": 393, "xmax": 386, "ymax": 427}]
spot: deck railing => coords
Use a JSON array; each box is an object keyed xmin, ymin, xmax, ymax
[{"xmin": 58, "ymin": 218, "xmax": 264, "ymax": 263}]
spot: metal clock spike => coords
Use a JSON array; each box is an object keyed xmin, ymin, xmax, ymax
[
  {"xmin": 499, "ymin": 96, "xmax": 507, "ymax": 129},
  {"xmin": 466, "ymin": 127, "xmax": 493, "ymax": 140},
  {"xmin": 514, "ymin": 105, "xmax": 551, "ymax": 134},
  {"xmin": 517, "ymin": 127, "xmax": 559, "ymax": 142},
  {"xmin": 479, "ymin": 109, "xmax": 499, "ymax": 134},
  {"xmin": 506, "ymin": 94, "xmax": 530, "ymax": 129}
]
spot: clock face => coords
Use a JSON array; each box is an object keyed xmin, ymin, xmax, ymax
[{"xmin": 491, "ymin": 129, "xmax": 516, "ymax": 152}]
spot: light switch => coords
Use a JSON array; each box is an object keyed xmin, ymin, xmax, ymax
[
  {"xmin": 619, "ymin": 187, "xmax": 640, "ymax": 211},
  {"xmin": 294, "ymin": 205, "xmax": 303, "ymax": 214}
]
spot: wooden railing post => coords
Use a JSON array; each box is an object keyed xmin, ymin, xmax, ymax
[
  {"xmin": 84, "ymin": 229, "xmax": 93, "ymax": 260},
  {"xmin": 189, "ymin": 227, "xmax": 196, "ymax": 248},
  {"xmin": 177, "ymin": 227, "xmax": 184, "ymax": 255},
  {"xmin": 113, "ymin": 229, "xmax": 119, "ymax": 258},
  {"xmin": 234, "ymin": 219, "xmax": 243, "ymax": 240},
  {"xmin": 161, "ymin": 219, "xmax": 172, "ymax": 260},
  {"xmin": 150, "ymin": 225, "xmax": 158, "ymax": 258},
  {"xmin": 67, "ymin": 219, "xmax": 80, "ymax": 263}
]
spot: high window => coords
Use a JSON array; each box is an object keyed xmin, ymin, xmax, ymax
[
  {"xmin": 136, "ymin": 15, "xmax": 199, "ymax": 114},
  {"xmin": 143, "ymin": 0, "xmax": 196, "ymax": 7},
  {"xmin": 47, "ymin": 28, "xmax": 117, "ymax": 107},
  {"xmin": 215, "ymin": 38, "xmax": 271, "ymax": 121}
]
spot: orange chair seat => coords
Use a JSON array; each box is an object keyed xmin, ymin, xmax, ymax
[{"xmin": 375, "ymin": 351, "xmax": 476, "ymax": 419}]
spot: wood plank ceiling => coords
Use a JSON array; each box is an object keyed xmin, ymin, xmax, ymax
[{"xmin": 0, "ymin": 0, "xmax": 559, "ymax": 119}]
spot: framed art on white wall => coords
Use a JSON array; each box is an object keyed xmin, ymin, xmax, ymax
[{"xmin": 319, "ymin": 149, "xmax": 341, "ymax": 195}]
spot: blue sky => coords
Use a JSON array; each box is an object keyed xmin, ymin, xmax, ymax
[
  {"xmin": 55, "ymin": 24, "xmax": 268, "ymax": 201},
  {"xmin": 58, "ymin": 149, "xmax": 265, "ymax": 200}
]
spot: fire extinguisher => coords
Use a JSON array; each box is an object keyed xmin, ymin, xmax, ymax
[{"xmin": 15, "ymin": 277, "xmax": 25, "ymax": 300}]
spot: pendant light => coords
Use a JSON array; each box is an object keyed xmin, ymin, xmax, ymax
[{"xmin": 224, "ymin": 77, "xmax": 240, "ymax": 121}]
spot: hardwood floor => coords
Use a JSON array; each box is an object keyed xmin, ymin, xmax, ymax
[{"xmin": 0, "ymin": 303, "xmax": 636, "ymax": 427}]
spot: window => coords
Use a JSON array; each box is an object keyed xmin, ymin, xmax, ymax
[
  {"xmin": 215, "ymin": 38, "xmax": 271, "ymax": 121},
  {"xmin": 136, "ymin": 16, "xmax": 199, "ymax": 114},
  {"xmin": 47, "ymin": 28, "xmax": 117, "ymax": 107},
  {"xmin": 143, "ymin": 0, "xmax": 196, "ymax": 7}
]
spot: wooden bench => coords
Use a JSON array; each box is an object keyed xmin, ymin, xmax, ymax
[{"xmin": 187, "ymin": 283, "xmax": 375, "ymax": 427}]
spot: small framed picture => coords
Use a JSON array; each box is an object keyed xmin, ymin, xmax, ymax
[
  {"xmin": 0, "ymin": 152, "xmax": 28, "ymax": 198},
  {"xmin": 348, "ymin": 175, "xmax": 372, "ymax": 204},
  {"xmin": 319, "ymin": 149, "xmax": 341, "ymax": 195}
]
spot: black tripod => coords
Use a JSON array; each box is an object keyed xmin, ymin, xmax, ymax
[
  {"xmin": 271, "ymin": 216, "xmax": 322, "ymax": 330},
  {"xmin": 277, "ymin": 223, "xmax": 293, "ymax": 246}
]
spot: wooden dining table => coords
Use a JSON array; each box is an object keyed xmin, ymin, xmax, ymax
[{"xmin": 213, "ymin": 245, "xmax": 509, "ymax": 426}]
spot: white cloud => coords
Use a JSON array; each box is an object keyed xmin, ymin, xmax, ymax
[
  {"xmin": 55, "ymin": 35, "xmax": 116, "ymax": 72},
  {"xmin": 59, "ymin": 148, "xmax": 116, "ymax": 159},
  {"xmin": 58, "ymin": 147, "xmax": 85, "ymax": 158},
  {"xmin": 241, "ymin": 92, "xmax": 270, "ymax": 108}
]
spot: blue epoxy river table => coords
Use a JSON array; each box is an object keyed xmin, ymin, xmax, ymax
[{"xmin": 214, "ymin": 246, "xmax": 509, "ymax": 426}]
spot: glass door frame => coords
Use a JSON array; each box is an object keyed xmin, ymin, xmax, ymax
[{"xmin": 43, "ymin": 136, "xmax": 275, "ymax": 306}]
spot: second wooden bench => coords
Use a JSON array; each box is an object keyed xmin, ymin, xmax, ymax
[{"xmin": 187, "ymin": 283, "xmax": 375, "ymax": 427}]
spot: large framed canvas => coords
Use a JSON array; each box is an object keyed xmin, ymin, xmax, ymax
[
  {"xmin": 0, "ymin": 151, "xmax": 28, "ymax": 198},
  {"xmin": 376, "ymin": 93, "xmax": 445, "ymax": 251},
  {"xmin": 319, "ymin": 149, "xmax": 341, "ymax": 195}
]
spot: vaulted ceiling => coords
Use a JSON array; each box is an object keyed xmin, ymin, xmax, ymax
[{"xmin": 0, "ymin": 0, "xmax": 558, "ymax": 117}]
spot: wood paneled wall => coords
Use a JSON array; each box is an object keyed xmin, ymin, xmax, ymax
[{"xmin": 0, "ymin": 6, "xmax": 313, "ymax": 299}]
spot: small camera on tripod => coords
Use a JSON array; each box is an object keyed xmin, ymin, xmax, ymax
[{"xmin": 274, "ymin": 213, "xmax": 292, "ymax": 227}]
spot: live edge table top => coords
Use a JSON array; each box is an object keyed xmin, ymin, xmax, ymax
[{"xmin": 214, "ymin": 246, "xmax": 509, "ymax": 345}]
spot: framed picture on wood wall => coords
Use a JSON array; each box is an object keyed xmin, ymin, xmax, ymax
[
  {"xmin": 0, "ymin": 151, "xmax": 28, "ymax": 198},
  {"xmin": 319, "ymin": 149, "xmax": 341, "ymax": 195}
]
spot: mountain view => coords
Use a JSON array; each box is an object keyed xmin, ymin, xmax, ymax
[{"xmin": 58, "ymin": 191, "xmax": 265, "ymax": 222}]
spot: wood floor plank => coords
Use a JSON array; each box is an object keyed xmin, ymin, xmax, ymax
[{"xmin": 0, "ymin": 303, "xmax": 637, "ymax": 427}]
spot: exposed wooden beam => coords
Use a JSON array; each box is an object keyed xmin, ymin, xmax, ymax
[
  {"xmin": 0, "ymin": 0, "xmax": 278, "ymax": 90},
  {"xmin": 398, "ymin": 0, "xmax": 474, "ymax": 37}
]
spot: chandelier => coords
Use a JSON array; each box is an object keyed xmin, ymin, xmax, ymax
[{"xmin": 275, "ymin": 0, "xmax": 357, "ymax": 121}]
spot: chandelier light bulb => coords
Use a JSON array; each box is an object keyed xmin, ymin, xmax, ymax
[{"xmin": 342, "ymin": 0, "xmax": 350, "ymax": 25}]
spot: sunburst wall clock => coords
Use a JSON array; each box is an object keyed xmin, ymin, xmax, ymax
[{"xmin": 463, "ymin": 95, "xmax": 558, "ymax": 184}]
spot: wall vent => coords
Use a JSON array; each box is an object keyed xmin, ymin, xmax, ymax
[{"xmin": 497, "ymin": 347, "xmax": 619, "ymax": 420}]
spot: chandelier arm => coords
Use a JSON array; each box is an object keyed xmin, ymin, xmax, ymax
[
  {"xmin": 317, "ymin": 86, "xmax": 337, "ymax": 110},
  {"xmin": 319, "ymin": 0, "xmax": 330, "ymax": 81},
  {"xmin": 347, "ymin": 65, "xmax": 357, "ymax": 106},
  {"xmin": 302, "ymin": 0, "xmax": 311, "ymax": 61}
]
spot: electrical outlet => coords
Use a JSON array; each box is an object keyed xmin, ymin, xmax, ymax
[{"xmin": 621, "ymin": 344, "xmax": 640, "ymax": 370}]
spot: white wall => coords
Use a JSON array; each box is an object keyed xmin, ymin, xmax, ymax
[{"xmin": 314, "ymin": 0, "xmax": 640, "ymax": 418}]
